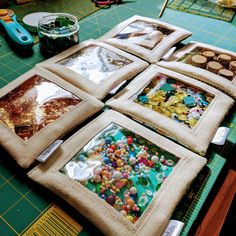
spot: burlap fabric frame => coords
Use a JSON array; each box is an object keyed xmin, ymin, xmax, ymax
[
  {"xmin": 28, "ymin": 110, "xmax": 207, "ymax": 236},
  {"xmin": 106, "ymin": 65, "xmax": 234, "ymax": 156},
  {"xmin": 0, "ymin": 66, "xmax": 104, "ymax": 168},
  {"xmin": 158, "ymin": 41, "xmax": 236, "ymax": 98},
  {"xmin": 38, "ymin": 39, "xmax": 149, "ymax": 100},
  {"xmin": 100, "ymin": 15, "xmax": 192, "ymax": 63}
]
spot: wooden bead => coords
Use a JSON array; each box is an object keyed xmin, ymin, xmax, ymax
[
  {"xmin": 202, "ymin": 51, "xmax": 215, "ymax": 61},
  {"xmin": 191, "ymin": 55, "xmax": 207, "ymax": 68},
  {"xmin": 217, "ymin": 54, "xmax": 232, "ymax": 66},
  {"xmin": 206, "ymin": 61, "xmax": 223, "ymax": 74},
  {"xmin": 218, "ymin": 69, "xmax": 234, "ymax": 81},
  {"xmin": 229, "ymin": 61, "xmax": 236, "ymax": 72}
]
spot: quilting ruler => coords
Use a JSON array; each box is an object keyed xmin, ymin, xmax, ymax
[{"xmin": 21, "ymin": 204, "xmax": 83, "ymax": 236}]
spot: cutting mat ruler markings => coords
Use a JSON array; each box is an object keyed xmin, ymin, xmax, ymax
[
  {"xmin": 172, "ymin": 166, "xmax": 211, "ymax": 223},
  {"xmin": 21, "ymin": 204, "xmax": 82, "ymax": 236}
]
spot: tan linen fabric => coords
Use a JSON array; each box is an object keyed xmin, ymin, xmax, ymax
[
  {"xmin": 106, "ymin": 65, "xmax": 234, "ymax": 156},
  {"xmin": 0, "ymin": 66, "xmax": 104, "ymax": 168},
  {"xmin": 158, "ymin": 41, "xmax": 236, "ymax": 98},
  {"xmin": 28, "ymin": 110, "xmax": 207, "ymax": 236},
  {"xmin": 38, "ymin": 39, "xmax": 149, "ymax": 100},
  {"xmin": 100, "ymin": 15, "xmax": 192, "ymax": 63}
]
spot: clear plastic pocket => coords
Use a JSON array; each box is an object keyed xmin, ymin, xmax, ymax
[
  {"xmin": 58, "ymin": 45, "xmax": 132, "ymax": 84},
  {"xmin": 60, "ymin": 122, "xmax": 179, "ymax": 223},
  {"xmin": 0, "ymin": 75, "xmax": 81, "ymax": 141},
  {"xmin": 178, "ymin": 46, "xmax": 236, "ymax": 81},
  {"xmin": 114, "ymin": 20, "xmax": 174, "ymax": 50},
  {"xmin": 132, "ymin": 73, "xmax": 214, "ymax": 129}
]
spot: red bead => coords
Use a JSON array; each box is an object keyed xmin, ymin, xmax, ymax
[
  {"xmin": 149, "ymin": 161, "xmax": 155, "ymax": 168},
  {"xmin": 110, "ymin": 144, "xmax": 116, "ymax": 151},
  {"xmin": 127, "ymin": 136, "xmax": 133, "ymax": 145},
  {"xmin": 106, "ymin": 195, "xmax": 116, "ymax": 206}
]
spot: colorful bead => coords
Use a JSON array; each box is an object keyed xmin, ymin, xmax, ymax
[
  {"xmin": 138, "ymin": 175, "xmax": 148, "ymax": 186},
  {"xmin": 126, "ymin": 215, "xmax": 134, "ymax": 223},
  {"xmin": 113, "ymin": 171, "xmax": 122, "ymax": 180},
  {"xmin": 129, "ymin": 157, "xmax": 136, "ymax": 165},
  {"xmin": 126, "ymin": 198, "xmax": 135, "ymax": 207},
  {"xmin": 130, "ymin": 187, "xmax": 137, "ymax": 195},
  {"xmin": 116, "ymin": 159, "xmax": 124, "ymax": 167},
  {"xmin": 105, "ymin": 137, "xmax": 113, "ymax": 144},
  {"xmin": 151, "ymin": 155, "xmax": 159, "ymax": 163},
  {"xmin": 94, "ymin": 175, "xmax": 102, "ymax": 183},
  {"xmin": 127, "ymin": 136, "xmax": 133, "ymax": 145},
  {"xmin": 146, "ymin": 190, "xmax": 153, "ymax": 196},
  {"xmin": 106, "ymin": 195, "xmax": 116, "ymax": 206},
  {"xmin": 61, "ymin": 124, "xmax": 179, "ymax": 224}
]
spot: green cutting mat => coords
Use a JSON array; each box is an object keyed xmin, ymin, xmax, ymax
[
  {"xmin": 168, "ymin": 0, "xmax": 235, "ymax": 22},
  {"xmin": 1, "ymin": 0, "xmax": 236, "ymax": 235},
  {"xmin": 9, "ymin": 0, "xmax": 101, "ymax": 22}
]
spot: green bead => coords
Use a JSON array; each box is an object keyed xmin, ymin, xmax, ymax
[
  {"xmin": 155, "ymin": 163, "xmax": 161, "ymax": 171},
  {"xmin": 138, "ymin": 204, "xmax": 144, "ymax": 212},
  {"xmin": 96, "ymin": 184, "xmax": 101, "ymax": 193},
  {"xmin": 156, "ymin": 183, "xmax": 162, "ymax": 191},
  {"xmin": 105, "ymin": 189, "xmax": 113, "ymax": 196},
  {"xmin": 138, "ymin": 176, "xmax": 148, "ymax": 186}
]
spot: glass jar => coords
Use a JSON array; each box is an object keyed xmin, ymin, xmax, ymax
[{"xmin": 38, "ymin": 13, "xmax": 79, "ymax": 56}]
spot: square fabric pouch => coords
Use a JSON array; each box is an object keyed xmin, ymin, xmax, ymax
[
  {"xmin": 106, "ymin": 65, "xmax": 234, "ymax": 155},
  {"xmin": 38, "ymin": 39, "xmax": 149, "ymax": 100},
  {"xmin": 28, "ymin": 110, "xmax": 206, "ymax": 236},
  {"xmin": 158, "ymin": 41, "xmax": 236, "ymax": 98},
  {"xmin": 0, "ymin": 66, "xmax": 104, "ymax": 168},
  {"xmin": 100, "ymin": 15, "xmax": 192, "ymax": 63}
]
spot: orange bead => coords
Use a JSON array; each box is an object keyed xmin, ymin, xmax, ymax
[
  {"xmin": 102, "ymin": 170, "xmax": 110, "ymax": 178},
  {"xmin": 115, "ymin": 150, "xmax": 121, "ymax": 155},
  {"xmin": 126, "ymin": 198, "xmax": 135, "ymax": 207},
  {"xmin": 110, "ymin": 144, "xmax": 116, "ymax": 151}
]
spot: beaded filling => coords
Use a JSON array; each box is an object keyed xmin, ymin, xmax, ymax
[
  {"xmin": 0, "ymin": 75, "xmax": 81, "ymax": 141},
  {"xmin": 133, "ymin": 73, "xmax": 214, "ymax": 128},
  {"xmin": 60, "ymin": 123, "xmax": 179, "ymax": 223}
]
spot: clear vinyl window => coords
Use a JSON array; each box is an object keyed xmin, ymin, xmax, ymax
[
  {"xmin": 0, "ymin": 75, "xmax": 81, "ymax": 141},
  {"xmin": 178, "ymin": 47, "xmax": 236, "ymax": 81},
  {"xmin": 58, "ymin": 45, "xmax": 132, "ymax": 84},
  {"xmin": 132, "ymin": 73, "xmax": 214, "ymax": 128},
  {"xmin": 60, "ymin": 123, "xmax": 179, "ymax": 223},
  {"xmin": 114, "ymin": 20, "xmax": 174, "ymax": 50}
]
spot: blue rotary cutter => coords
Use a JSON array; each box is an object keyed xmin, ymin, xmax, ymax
[{"xmin": 0, "ymin": 9, "xmax": 34, "ymax": 50}]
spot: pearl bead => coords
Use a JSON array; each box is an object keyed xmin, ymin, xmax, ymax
[
  {"xmin": 87, "ymin": 150, "xmax": 95, "ymax": 157},
  {"xmin": 130, "ymin": 187, "xmax": 137, "ymax": 195},
  {"xmin": 129, "ymin": 157, "xmax": 136, "ymax": 165},
  {"xmin": 113, "ymin": 171, "xmax": 122, "ymax": 180},
  {"xmin": 151, "ymin": 155, "xmax": 159, "ymax": 163},
  {"xmin": 94, "ymin": 175, "xmax": 101, "ymax": 183}
]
